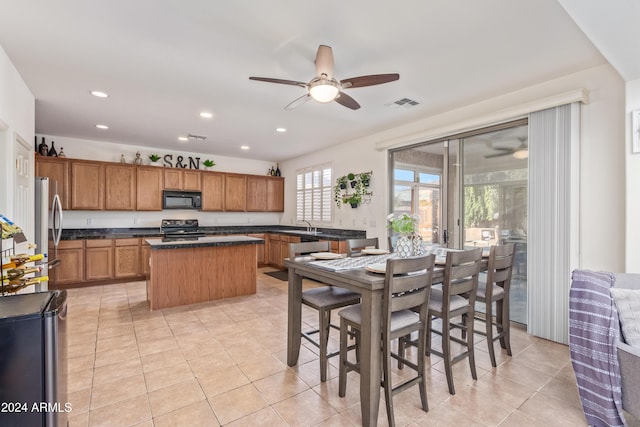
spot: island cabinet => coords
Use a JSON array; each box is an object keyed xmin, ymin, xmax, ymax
[
  {"xmin": 49, "ymin": 240, "xmax": 84, "ymax": 285},
  {"xmin": 35, "ymin": 156, "xmax": 70, "ymax": 209},
  {"xmin": 71, "ymin": 160, "xmax": 105, "ymax": 210},
  {"xmin": 164, "ymin": 169, "xmax": 201, "ymax": 191},
  {"xmin": 115, "ymin": 238, "xmax": 140, "ymax": 278},
  {"xmin": 247, "ymin": 233, "xmax": 266, "ymax": 265},
  {"xmin": 105, "ymin": 164, "xmax": 136, "ymax": 210},
  {"xmin": 136, "ymin": 167, "xmax": 163, "ymax": 211},
  {"xmin": 224, "ymin": 174, "xmax": 247, "ymax": 211},
  {"xmin": 85, "ymin": 239, "xmax": 114, "ymax": 281},
  {"xmin": 201, "ymin": 172, "xmax": 225, "ymax": 211}
]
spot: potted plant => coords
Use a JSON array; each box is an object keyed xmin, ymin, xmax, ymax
[
  {"xmin": 203, "ymin": 159, "xmax": 215, "ymax": 170},
  {"xmin": 344, "ymin": 192, "xmax": 362, "ymax": 208},
  {"xmin": 359, "ymin": 171, "xmax": 372, "ymax": 187},
  {"xmin": 149, "ymin": 154, "xmax": 161, "ymax": 166},
  {"xmin": 347, "ymin": 173, "xmax": 357, "ymax": 188},
  {"xmin": 337, "ymin": 175, "xmax": 348, "ymax": 190}
]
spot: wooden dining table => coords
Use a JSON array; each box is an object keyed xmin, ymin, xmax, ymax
[{"xmin": 284, "ymin": 254, "xmax": 467, "ymax": 426}]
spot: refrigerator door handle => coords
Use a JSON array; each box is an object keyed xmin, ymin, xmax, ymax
[{"xmin": 51, "ymin": 193, "xmax": 63, "ymax": 247}]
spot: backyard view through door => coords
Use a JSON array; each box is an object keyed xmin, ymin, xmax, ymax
[{"xmin": 390, "ymin": 122, "xmax": 528, "ymax": 325}]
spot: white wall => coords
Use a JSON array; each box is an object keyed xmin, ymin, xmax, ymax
[
  {"xmin": 282, "ymin": 64, "xmax": 627, "ymax": 272},
  {"xmin": 37, "ymin": 134, "xmax": 282, "ymax": 228},
  {"xmin": 625, "ymin": 78, "xmax": 640, "ymax": 272},
  {"xmin": 0, "ymin": 45, "xmax": 34, "ymax": 229}
]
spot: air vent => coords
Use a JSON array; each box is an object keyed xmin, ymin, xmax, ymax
[
  {"xmin": 187, "ymin": 134, "xmax": 207, "ymax": 141},
  {"xmin": 386, "ymin": 97, "xmax": 420, "ymax": 108}
]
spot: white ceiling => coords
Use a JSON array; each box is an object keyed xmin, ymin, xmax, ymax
[{"xmin": 0, "ymin": 1, "xmax": 611, "ymax": 162}]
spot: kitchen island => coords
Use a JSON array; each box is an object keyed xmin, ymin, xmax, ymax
[{"xmin": 145, "ymin": 235, "xmax": 263, "ymax": 310}]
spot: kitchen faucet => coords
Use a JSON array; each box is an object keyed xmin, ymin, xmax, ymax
[{"xmin": 302, "ymin": 220, "xmax": 312, "ymax": 232}]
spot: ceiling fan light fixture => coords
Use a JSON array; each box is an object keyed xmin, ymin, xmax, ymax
[
  {"xmin": 513, "ymin": 149, "xmax": 529, "ymax": 159},
  {"xmin": 309, "ymin": 79, "xmax": 339, "ymax": 103}
]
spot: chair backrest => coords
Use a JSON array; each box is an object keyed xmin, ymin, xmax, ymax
[
  {"xmin": 442, "ymin": 248, "xmax": 483, "ymax": 308},
  {"xmin": 289, "ymin": 241, "xmax": 331, "ymax": 257},
  {"xmin": 346, "ymin": 238, "xmax": 379, "ymax": 257},
  {"xmin": 383, "ymin": 255, "xmax": 436, "ymax": 334},
  {"xmin": 485, "ymin": 243, "xmax": 515, "ymax": 298}
]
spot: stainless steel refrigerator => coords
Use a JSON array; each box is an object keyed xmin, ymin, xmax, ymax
[
  {"xmin": 35, "ymin": 177, "xmax": 63, "ymax": 292},
  {"xmin": 0, "ymin": 290, "xmax": 68, "ymax": 427}
]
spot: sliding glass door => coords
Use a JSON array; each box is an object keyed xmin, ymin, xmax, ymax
[{"xmin": 390, "ymin": 121, "xmax": 528, "ymax": 325}]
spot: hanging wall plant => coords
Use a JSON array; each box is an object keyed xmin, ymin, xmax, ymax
[
  {"xmin": 360, "ymin": 171, "xmax": 372, "ymax": 187},
  {"xmin": 348, "ymin": 173, "xmax": 357, "ymax": 188},
  {"xmin": 334, "ymin": 171, "xmax": 373, "ymax": 208}
]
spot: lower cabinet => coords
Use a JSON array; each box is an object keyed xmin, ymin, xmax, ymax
[
  {"xmin": 85, "ymin": 240, "xmax": 114, "ymax": 281},
  {"xmin": 247, "ymin": 234, "xmax": 266, "ymax": 266},
  {"xmin": 50, "ymin": 240, "xmax": 84, "ymax": 285},
  {"xmin": 115, "ymin": 238, "xmax": 140, "ymax": 278},
  {"xmin": 267, "ymin": 234, "xmax": 300, "ymax": 269}
]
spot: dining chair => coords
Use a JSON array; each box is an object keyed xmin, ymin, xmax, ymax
[
  {"xmin": 473, "ymin": 243, "xmax": 515, "ymax": 367},
  {"xmin": 289, "ymin": 241, "xmax": 361, "ymax": 382},
  {"xmin": 346, "ymin": 237, "xmax": 379, "ymax": 257},
  {"xmin": 338, "ymin": 255, "xmax": 435, "ymax": 427},
  {"xmin": 403, "ymin": 247, "xmax": 482, "ymax": 395}
]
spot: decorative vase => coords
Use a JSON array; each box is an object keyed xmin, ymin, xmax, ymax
[
  {"xmin": 412, "ymin": 234, "xmax": 424, "ymax": 256},
  {"xmin": 396, "ymin": 234, "xmax": 413, "ymax": 258}
]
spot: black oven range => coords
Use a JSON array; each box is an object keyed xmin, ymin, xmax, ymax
[{"xmin": 160, "ymin": 219, "xmax": 206, "ymax": 242}]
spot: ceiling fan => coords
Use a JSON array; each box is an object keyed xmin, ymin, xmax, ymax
[
  {"xmin": 249, "ymin": 45, "xmax": 399, "ymax": 110},
  {"xmin": 484, "ymin": 138, "xmax": 528, "ymax": 159}
]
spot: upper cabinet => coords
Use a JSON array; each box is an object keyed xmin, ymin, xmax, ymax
[
  {"xmin": 266, "ymin": 177, "xmax": 284, "ymax": 212},
  {"xmin": 164, "ymin": 169, "xmax": 201, "ymax": 191},
  {"xmin": 201, "ymin": 172, "xmax": 225, "ymax": 211},
  {"xmin": 105, "ymin": 164, "xmax": 136, "ymax": 210},
  {"xmin": 35, "ymin": 156, "xmax": 70, "ymax": 209},
  {"xmin": 35, "ymin": 157, "xmax": 284, "ymax": 213},
  {"xmin": 136, "ymin": 167, "xmax": 163, "ymax": 211},
  {"xmin": 71, "ymin": 160, "xmax": 105, "ymax": 210}
]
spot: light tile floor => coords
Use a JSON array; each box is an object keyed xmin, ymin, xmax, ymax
[{"xmin": 62, "ymin": 267, "xmax": 621, "ymax": 426}]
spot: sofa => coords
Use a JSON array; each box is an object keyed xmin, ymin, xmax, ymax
[{"xmin": 569, "ymin": 270, "xmax": 640, "ymax": 426}]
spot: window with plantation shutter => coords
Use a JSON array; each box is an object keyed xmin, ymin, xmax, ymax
[{"xmin": 296, "ymin": 163, "xmax": 332, "ymax": 224}]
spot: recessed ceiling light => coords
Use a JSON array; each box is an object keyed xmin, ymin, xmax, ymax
[
  {"xmin": 178, "ymin": 136, "xmax": 188, "ymax": 142},
  {"xmin": 90, "ymin": 90, "xmax": 108, "ymax": 98},
  {"xmin": 276, "ymin": 127, "xmax": 287, "ymax": 133},
  {"xmin": 240, "ymin": 145, "xmax": 250, "ymax": 150},
  {"xmin": 199, "ymin": 112, "xmax": 213, "ymax": 119},
  {"xmin": 95, "ymin": 124, "xmax": 109, "ymax": 129}
]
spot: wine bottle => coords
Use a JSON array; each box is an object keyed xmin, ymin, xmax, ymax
[
  {"xmin": 2, "ymin": 253, "xmax": 45, "ymax": 269},
  {"xmin": 275, "ymin": 163, "xmax": 281, "ymax": 176},
  {"xmin": 270, "ymin": 166, "xmax": 275, "ymax": 176},
  {"xmin": 38, "ymin": 137, "xmax": 49, "ymax": 156},
  {"xmin": 48, "ymin": 141, "xmax": 58, "ymax": 157},
  {"xmin": 1, "ymin": 266, "xmax": 42, "ymax": 282}
]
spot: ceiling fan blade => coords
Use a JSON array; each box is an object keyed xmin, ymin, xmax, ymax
[
  {"xmin": 341, "ymin": 73, "xmax": 400, "ymax": 89},
  {"xmin": 334, "ymin": 92, "xmax": 361, "ymax": 110},
  {"xmin": 249, "ymin": 77, "xmax": 307, "ymax": 88},
  {"xmin": 285, "ymin": 94, "xmax": 311, "ymax": 110},
  {"xmin": 315, "ymin": 45, "xmax": 334, "ymax": 78},
  {"xmin": 484, "ymin": 152, "xmax": 512, "ymax": 159}
]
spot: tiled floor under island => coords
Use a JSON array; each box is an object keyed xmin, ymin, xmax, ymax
[{"xmin": 65, "ymin": 267, "xmax": 590, "ymax": 426}]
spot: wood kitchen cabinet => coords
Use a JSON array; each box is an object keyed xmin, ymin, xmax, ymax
[
  {"xmin": 201, "ymin": 172, "xmax": 225, "ymax": 211},
  {"xmin": 246, "ymin": 177, "xmax": 267, "ymax": 211},
  {"xmin": 136, "ymin": 167, "xmax": 163, "ymax": 210},
  {"xmin": 141, "ymin": 243, "xmax": 151, "ymax": 276},
  {"xmin": 49, "ymin": 240, "xmax": 84, "ymax": 285},
  {"xmin": 267, "ymin": 233, "xmax": 300, "ymax": 268},
  {"xmin": 164, "ymin": 169, "xmax": 201, "ymax": 191},
  {"xmin": 115, "ymin": 238, "xmax": 140, "ymax": 278},
  {"xmin": 71, "ymin": 160, "xmax": 105, "ymax": 210},
  {"xmin": 247, "ymin": 233, "xmax": 266, "ymax": 265},
  {"xmin": 85, "ymin": 239, "xmax": 114, "ymax": 280},
  {"xmin": 105, "ymin": 163, "xmax": 136, "ymax": 210},
  {"xmin": 224, "ymin": 174, "xmax": 247, "ymax": 211},
  {"xmin": 266, "ymin": 177, "xmax": 284, "ymax": 212},
  {"xmin": 35, "ymin": 156, "xmax": 70, "ymax": 209}
]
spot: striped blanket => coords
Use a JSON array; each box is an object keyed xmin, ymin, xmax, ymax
[{"xmin": 569, "ymin": 270, "xmax": 625, "ymax": 427}]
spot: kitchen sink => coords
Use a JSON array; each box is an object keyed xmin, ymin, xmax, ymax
[{"xmin": 279, "ymin": 230, "xmax": 322, "ymax": 236}]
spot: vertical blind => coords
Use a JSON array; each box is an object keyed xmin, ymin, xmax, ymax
[{"xmin": 527, "ymin": 103, "xmax": 580, "ymax": 344}]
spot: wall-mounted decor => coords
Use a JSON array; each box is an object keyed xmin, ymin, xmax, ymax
[
  {"xmin": 633, "ymin": 109, "xmax": 640, "ymax": 154},
  {"xmin": 334, "ymin": 171, "xmax": 372, "ymax": 208}
]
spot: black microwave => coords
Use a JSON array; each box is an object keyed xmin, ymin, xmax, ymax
[{"xmin": 162, "ymin": 190, "xmax": 202, "ymax": 210}]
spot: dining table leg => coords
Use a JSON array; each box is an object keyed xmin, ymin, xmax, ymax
[
  {"xmin": 287, "ymin": 268, "xmax": 302, "ymax": 366},
  {"xmin": 359, "ymin": 288, "xmax": 382, "ymax": 426}
]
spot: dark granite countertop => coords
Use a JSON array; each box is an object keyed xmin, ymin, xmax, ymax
[
  {"xmin": 145, "ymin": 235, "xmax": 264, "ymax": 250},
  {"xmin": 60, "ymin": 225, "xmax": 365, "ymax": 241}
]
